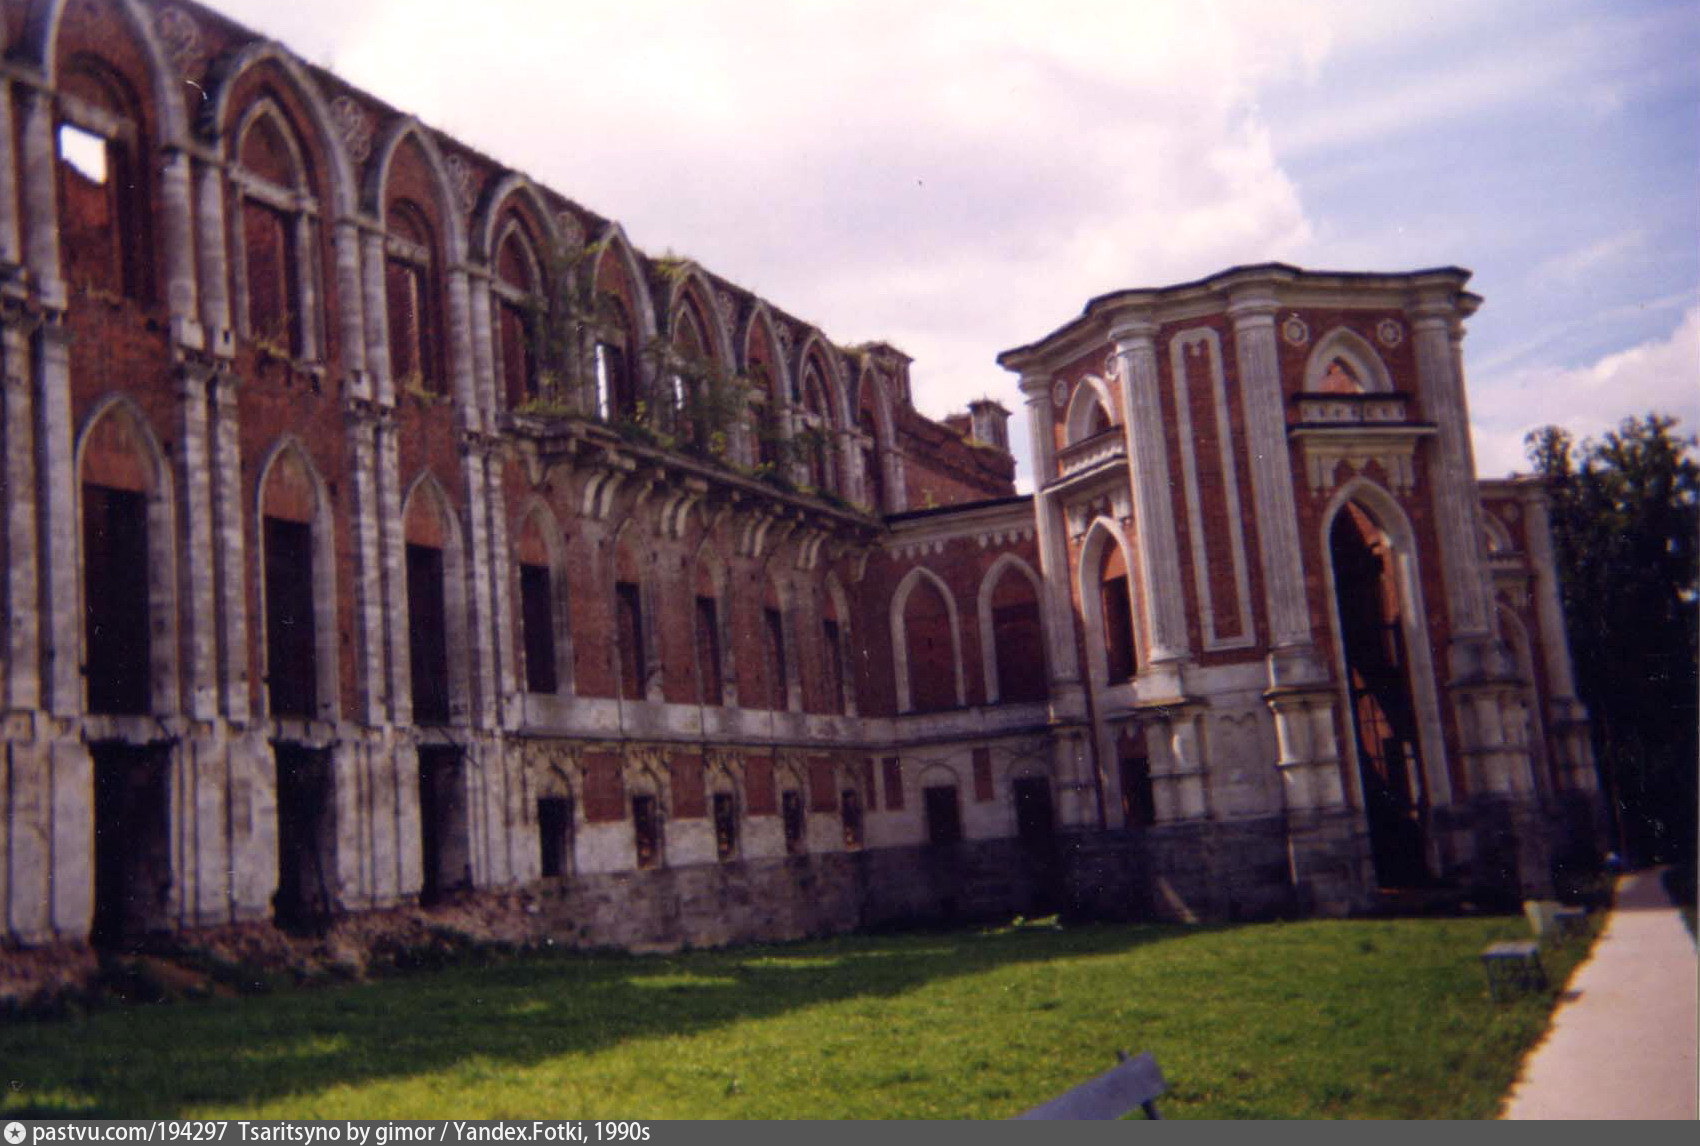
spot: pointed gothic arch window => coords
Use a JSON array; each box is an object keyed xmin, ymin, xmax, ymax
[
  {"xmin": 386, "ymin": 200, "xmax": 442, "ymax": 394},
  {"xmin": 233, "ymin": 106, "xmax": 320, "ymax": 360},
  {"xmin": 902, "ymin": 575, "xmax": 958, "ymax": 713},
  {"xmin": 595, "ymin": 295, "xmax": 637, "ymax": 421},
  {"xmin": 1100, "ymin": 542, "xmax": 1137, "ymax": 684},
  {"xmin": 988, "ymin": 565, "xmax": 1048, "ymax": 703},
  {"xmin": 493, "ymin": 222, "xmax": 541, "ymax": 407},
  {"xmin": 57, "ymin": 61, "xmax": 149, "ymax": 301}
]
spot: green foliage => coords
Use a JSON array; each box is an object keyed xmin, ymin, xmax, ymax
[
  {"xmin": 1525, "ymin": 413, "xmax": 1699, "ymax": 866},
  {"xmin": 0, "ymin": 916, "xmax": 1594, "ymax": 1119}
]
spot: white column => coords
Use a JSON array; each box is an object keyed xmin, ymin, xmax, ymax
[
  {"xmin": 1108, "ymin": 314, "xmax": 1190, "ymax": 666},
  {"xmin": 1413, "ymin": 297, "xmax": 1494, "ymax": 659},
  {"xmin": 194, "ymin": 160, "xmax": 232, "ymax": 352},
  {"xmin": 177, "ymin": 365, "xmax": 219, "ymax": 720},
  {"xmin": 362, "ymin": 230, "xmax": 394, "ymax": 406},
  {"xmin": 1019, "ymin": 373, "xmax": 1081, "ymax": 689},
  {"xmin": 1228, "ymin": 289, "xmax": 1325, "ymax": 686},
  {"xmin": 210, "ymin": 373, "xmax": 249, "ymax": 721},
  {"xmin": 159, "ymin": 150, "xmax": 203, "ymax": 352},
  {"xmin": 3, "ymin": 318, "xmax": 40, "ymax": 711},
  {"xmin": 0, "ymin": 81, "xmax": 22, "ymax": 267}
]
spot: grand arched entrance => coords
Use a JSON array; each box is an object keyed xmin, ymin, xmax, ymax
[{"xmin": 1330, "ymin": 503, "xmax": 1431, "ymax": 888}]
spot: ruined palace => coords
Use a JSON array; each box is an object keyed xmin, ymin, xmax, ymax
[{"xmin": 0, "ymin": 0, "xmax": 1600, "ymax": 952}]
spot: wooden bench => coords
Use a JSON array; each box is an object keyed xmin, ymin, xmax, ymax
[
  {"xmin": 1481, "ymin": 940, "xmax": 1548, "ymax": 1002},
  {"xmin": 1014, "ymin": 1051, "xmax": 1167, "ymax": 1120}
]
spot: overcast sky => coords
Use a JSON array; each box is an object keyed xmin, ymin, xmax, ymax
[{"xmin": 206, "ymin": 0, "xmax": 1700, "ymax": 488}]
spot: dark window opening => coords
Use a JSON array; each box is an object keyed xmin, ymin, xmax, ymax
[
  {"xmin": 1331, "ymin": 506, "xmax": 1430, "ymax": 888},
  {"xmin": 781, "ymin": 789, "xmax": 806, "ymax": 855},
  {"xmin": 418, "ymin": 747, "xmax": 469, "ymax": 904},
  {"xmin": 406, "ymin": 544, "xmax": 451, "ymax": 724},
  {"xmin": 90, "ymin": 743, "xmax": 171, "ymax": 948},
  {"xmin": 519, "ymin": 563, "xmax": 558, "ymax": 695},
  {"xmin": 498, "ymin": 298, "xmax": 536, "ymax": 408},
  {"xmin": 273, "ymin": 745, "xmax": 336, "ymax": 935},
  {"xmin": 904, "ymin": 580, "xmax": 956, "ymax": 713},
  {"xmin": 386, "ymin": 257, "xmax": 438, "ymax": 392},
  {"xmin": 712, "ymin": 792, "xmax": 738, "ymax": 861},
  {"xmin": 632, "ymin": 793, "xmax": 663, "ymax": 869},
  {"xmin": 695, "ymin": 596, "xmax": 723, "ymax": 706},
  {"xmin": 244, "ymin": 199, "xmax": 299, "ymax": 355},
  {"xmin": 83, "ymin": 484, "xmax": 151, "ymax": 715},
  {"xmin": 1013, "ymin": 776, "xmax": 1055, "ymax": 845},
  {"xmin": 265, "ymin": 517, "xmax": 317, "ymax": 719},
  {"xmin": 59, "ymin": 123, "xmax": 139, "ymax": 299},
  {"xmin": 923, "ymin": 784, "xmax": 963, "ymax": 847},
  {"xmin": 1118, "ymin": 741, "xmax": 1154, "ymax": 828},
  {"xmin": 841, "ymin": 787, "xmax": 864, "ymax": 850},
  {"xmin": 822, "ymin": 619, "xmax": 846, "ymax": 714},
  {"xmin": 1101, "ymin": 571, "xmax": 1136, "ymax": 684},
  {"xmin": 991, "ymin": 574, "xmax": 1048, "ymax": 704},
  {"xmin": 538, "ymin": 795, "xmax": 573, "ymax": 878},
  {"xmin": 764, "ymin": 606, "xmax": 788, "ymax": 710},
  {"xmin": 615, "ymin": 581, "xmax": 646, "ymax": 701}
]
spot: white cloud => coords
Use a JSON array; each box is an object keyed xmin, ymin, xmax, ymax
[{"xmin": 1470, "ymin": 305, "xmax": 1700, "ymax": 478}]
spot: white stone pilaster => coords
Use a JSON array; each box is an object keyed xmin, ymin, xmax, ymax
[
  {"xmin": 1413, "ymin": 299, "xmax": 1494, "ymax": 654},
  {"xmin": 0, "ymin": 83, "xmax": 22, "ymax": 267},
  {"xmin": 1108, "ymin": 314, "xmax": 1190, "ymax": 665},
  {"xmin": 18, "ymin": 88, "xmax": 63, "ymax": 308},
  {"xmin": 3, "ymin": 319, "xmax": 40, "ymax": 710},
  {"xmin": 209, "ymin": 373, "xmax": 249, "ymax": 721},
  {"xmin": 337, "ymin": 221, "xmax": 370, "ymax": 398},
  {"xmin": 194, "ymin": 160, "xmax": 232, "ymax": 353},
  {"xmin": 159, "ymin": 150, "xmax": 203, "ymax": 352},
  {"xmin": 1020, "ymin": 374, "xmax": 1081, "ymax": 689},
  {"xmin": 177, "ymin": 365, "xmax": 219, "ymax": 720},
  {"xmin": 466, "ymin": 272, "xmax": 496, "ymax": 428},
  {"xmin": 34, "ymin": 321, "xmax": 78, "ymax": 715},
  {"xmin": 362, "ymin": 230, "xmax": 393, "ymax": 406},
  {"xmin": 1228, "ymin": 290, "xmax": 1324, "ymax": 684}
]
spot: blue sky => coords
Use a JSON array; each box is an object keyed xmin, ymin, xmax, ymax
[{"xmin": 209, "ymin": 0, "xmax": 1700, "ymax": 485}]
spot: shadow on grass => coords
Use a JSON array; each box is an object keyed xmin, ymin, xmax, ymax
[{"xmin": 0, "ymin": 920, "xmax": 1218, "ymax": 1117}]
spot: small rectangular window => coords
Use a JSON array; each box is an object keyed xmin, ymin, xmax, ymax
[
  {"xmin": 632, "ymin": 793, "xmax": 662, "ymax": 869},
  {"xmin": 781, "ymin": 789, "xmax": 806, "ymax": 856},
  {"xmin": 712, "ymin": 792, "xmax": 738, "ymax": 861},
  {"xmin": 519, "ymin": 563, "xmax": 558, "ymax": 695},
  {"xmin": 538, "ymin": 795, "xmax": 573, "ymax": 878}
]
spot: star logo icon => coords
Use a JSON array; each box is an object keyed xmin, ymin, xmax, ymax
[{"xmin": 5, "ymin": 1121, "xmax": 26, "ymax": 1145}]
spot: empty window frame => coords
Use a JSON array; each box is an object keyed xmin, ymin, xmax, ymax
[
  {"xmin": 763, "ymin": 606, "xmax": 788, "ymax": 710},
  {"xmin": 923, "ymin": 784, "xmax": 963, "ymax": 847},
  {"xmin": 519, "ymin": 563, "xmax": 558, "ymax": 695},
  {"xmin": 712, "ymin": 791, "xmax": 738, "ymax": 861},
  {"xmin": 385, "ymin": 204, "xmax": 441, "ymax": 393},
  {"xmin": 264, "ymin": 516, "xmax": 318, "ymax": 718},
  {"xmin": 82, "ymin": 484, "xmax": 151, "ymax": 715},
  {"xmin": 632, "ymin": 793, "xmax": 663, "ymax": 869},
  {"xmin": 695, "ymin": 596, "xmax": 724, "ymax": 705},
  {"xmin": 538, "ymin": 795, "xmax": 574, "ymax": 878},
  {"xmin": 615, "ymin": 581, "xmax": 647, "ymax": 701},
  {"xmin": 840, "ymin": 787, "xmax": 864, "ymax": 850},
  {"xmin": 781, "ymin": 789, "xmax": 806, "ymax": 856},
  {"xmin": 822, "ymin": 618, "xmax": 847, "ymax": 714},
  {"xmin": 406, "ymin": 543, "xmax": 451, "ymax": 724}
]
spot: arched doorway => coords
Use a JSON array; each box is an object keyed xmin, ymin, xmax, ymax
[{"xmin": 1330, "ymin": 503, "xmax": 1430, "ymax": 888}]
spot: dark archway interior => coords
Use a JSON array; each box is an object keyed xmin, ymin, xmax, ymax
[{"xmin": 1330, "ymin": 505, "xmax": 1431, "ymax": 888}]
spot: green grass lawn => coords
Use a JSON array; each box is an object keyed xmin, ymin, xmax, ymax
[{"xmin": 0, "ymin": 913, "xmax": 1595, "ymax": 1120}]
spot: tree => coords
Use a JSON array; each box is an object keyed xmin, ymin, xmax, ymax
[{"xmin": 1525, "ymin": 413, "xmax": 1699, "ymax": 867}]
